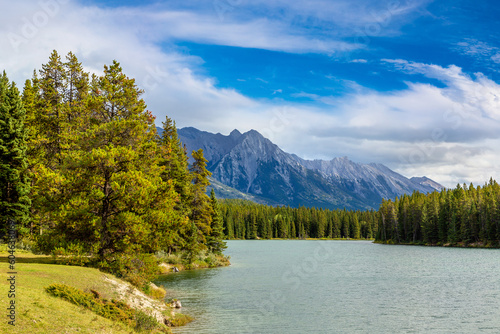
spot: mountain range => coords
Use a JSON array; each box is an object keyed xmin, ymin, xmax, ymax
[{"xmin": 174, "ymin": 127, "xmax": 443, "ymax": 210}]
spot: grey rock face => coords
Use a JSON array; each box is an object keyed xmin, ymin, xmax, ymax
[{"xmin": 176, "ymin": 127, "xmax": 444, "ymax": 210}]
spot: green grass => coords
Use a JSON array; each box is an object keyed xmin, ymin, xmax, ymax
[
  {"xmin": 165, "ymin": 312, "xmax": 193, "ymax": 327},
  {"xmin": 0, "ymin": 247, "xmax": 228, "ymax": 332},
  {"xmin": 0, "ymin": 252, "xmax": 145, "ymax": 333}
]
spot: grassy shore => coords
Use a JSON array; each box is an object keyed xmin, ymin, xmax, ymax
[
  {"xmin": 0, "ymin": 252, "xmax": 136, "ymax": 333},
  {"xmin": 0, "ymin": 248, "xmax": 229, "ymax": 333}
]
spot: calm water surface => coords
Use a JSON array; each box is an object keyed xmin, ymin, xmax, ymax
[{"xmin": 155, "ymin": 240, "xmax": 500, "ymax": 333}]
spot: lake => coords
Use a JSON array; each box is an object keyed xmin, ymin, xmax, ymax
[{"xmin": 155, "ymin": 240, "xmax": 500, "ymax": 333}]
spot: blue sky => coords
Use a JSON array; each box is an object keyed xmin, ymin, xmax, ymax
[{"xmin": 1, "ymin": 0, "xmax": 500, "ymax": 187}]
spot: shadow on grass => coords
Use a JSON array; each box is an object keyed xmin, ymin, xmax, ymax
[{"xmin": 0, "ymin": 253, "xmax": 57, "ymax": 264}]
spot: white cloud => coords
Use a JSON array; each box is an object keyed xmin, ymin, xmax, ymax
[
  {"xmin": 145, "ymin": 11, "xmax": 358, "ymax": 54},
  {"xmin": 456, "ymin": 39, "xmax": 497, "ymax": 57},
  {"xmin": 238, "ymin": 0, "xmax": 432, "ymax": 35},
  {"xmin": 264, "ymin": 60, "xmax": 500, "ymax": 188},
  {"xmin": 491, "ymin": 53, "xmax": 500, "ymax": 64},
  {"xmin": 454, "ymin": 38, "xmax": 500, "ymax": 67},
  {"xmin": 381, "ymin": 59, "xmax": 500, "ymax": 121}
]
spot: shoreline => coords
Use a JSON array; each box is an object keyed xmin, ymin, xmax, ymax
[
  {"xmin": 0, "ymin": 250, "xmax": 229, "ymax": 333},
  {"xmin": 224, "ymin": 237, "xmax": 375, "ymax": 241},
  {"xmin": 373, "ymin": 240, "xmax": 500, "ymax": 249}
]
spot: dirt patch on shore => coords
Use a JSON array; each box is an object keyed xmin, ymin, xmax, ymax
[{"xmin": 102, "ymin": 275, "xmax": 169, "ymax": 324}]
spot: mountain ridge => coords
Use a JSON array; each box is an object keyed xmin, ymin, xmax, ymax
[{"xmin": 171, "ymin": 127, "xmax": 443, "ymax": 210}]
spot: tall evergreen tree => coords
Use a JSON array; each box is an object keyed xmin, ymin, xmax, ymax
[
  {"xmin": 37, "ymin": 50, "xmax": 66, "ymax": 166},
  {"xmin": 207, "ymin": 189, "xmax": 227, "ymax": 254},
  {"xmin": 0, "ymin": 72, "xmax": 31, "ymax": 238},
  {"xmin": 158, "ymin": 116, "xmax": 192, "ymax": 215},
  {"xmin": 189, "ymin": 149, "xmax": 213, "ymax": 246}
]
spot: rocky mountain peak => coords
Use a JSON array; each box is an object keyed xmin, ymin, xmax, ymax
[
  {"xmin": 177, "ymin": 127, "xmax": 444, "ymax": 210},
  {"xmin": 410, "ymin": 176, "xmax": 444, "ymax": 191},
  {"xmin": 229, "ymin": 129, "xmax": 242, "ymax": 138}
]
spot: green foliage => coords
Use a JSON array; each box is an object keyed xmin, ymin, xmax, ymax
[
  {"xmin": 201, "ymin": 250, "xmax": 230, "ymax": 268},
  {"xmin": 0, "ymin": 71, "xmax": 31, "ymax": 239},
  {"xmin": 18, "ymin": 50, "xmax": 227, "ymax": 273},
  {"xmin": 156, "ymin": 249, "xmax": 230, "ymax": 269},
  {"xmin": 220, "ymin": 199, "xmax": 378, "ymax": 240},
  {"xmin": 208, "ymin": 189, "xmax": 227, "ymax": 254},
  {"xmin": 376, "ymin": 179, "xmax": 500, "ymax": 247},
  {"xmin": 142, "ymin": 284, "xmax": 167, "ymax": 300},
  {"xmin": 135, "ymin": 310, "xmax": 165, "ymax": 332},
  {"xmin": 157, "ymin": 251, "xmax": 184, "ymax": 265},
  {"xmin": 189, "ymin": 149, "xmax": 213, "ymax": 244},
  {"xmin": 99, "ymin": 253, "xmax": 161, "ymax": 288},
  {"xmin": 158, "ymin": 117, "xmax": 192, "ymax": 217},
  {"xmin": 165, "ymin": 312, "xmax": 193, "ymax": 327},
  {"xmin": 45, "ymin": 284, "xmax": 136, "ymax": 326},
  {"xmin": 51, "ymin": 242, "xmax": 91, "ymax": 266}
]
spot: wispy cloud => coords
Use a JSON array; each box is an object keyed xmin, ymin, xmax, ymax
[
  {"xmin": 239, "ymin": 0, "xmax": 433, "ymax": 34},
  {"xmin": 138, "ymin": 10, "xmax": 357, "ymax": 54},
  {"xmin": 350, "ymin": 59, "xmax": 368, "ymax": 63},
  {"xmin": 454, "ymin": 38, "xmax": 500, "ymax": 66}
]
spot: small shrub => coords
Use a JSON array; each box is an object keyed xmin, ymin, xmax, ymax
[
  {"xmin": 99, "ymin": 253, "xmax": 161, "ymax": 288},
  {"xmin": 16, "ymin": 238, "xmax": 35, "ymax": 252},
  {"xmin": 150, "ymin": 287, "xmax": 167, "ymax": 300},
  {"xmin": 204, "ymin": 253, "xmax": 215, "ymax": 266},
  {"xmin": 33, "ymin": 233, "xmax": 68, "ymax": 254},
  {"xmin": 135, "ymin": 310, "xmax": 159, "ymax": 332},
  {"xmin": 166, "ymin": 312, "xmax": 193, "ymax": 327},
  {"xmin": 142, "ymin": 284, "xmax": 152, "ymax": 295},
  {"xmin": 45, "ymin": 284, "xmax": 135, "ymax": 326},
  {"xmin": 141, "ymin": 284, "xmax": 166, "ymax": 300},
  {"xmin": 49, "ymin": 243, "xmax": 92, "ymax": 266},
  {"xmin": 157, "ymin": 251, "xmax": 184, "ymax": 265}
]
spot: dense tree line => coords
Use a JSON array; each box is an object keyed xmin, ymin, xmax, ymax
[
  {"xmin": 0, "ymin": 51, "xmax": 226, "ymax": 271},
  {"xmin": 377, "ymin": 179, "xmax": 500, "ymax": 247},
  {"xmin": 220, "ymin": 199, "xmax": 378, "ymax": 239}
]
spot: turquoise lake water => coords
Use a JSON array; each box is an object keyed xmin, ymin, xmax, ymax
[{"xmin": 155, "ymin": 240, "xmax": 500, "ymax": 333}]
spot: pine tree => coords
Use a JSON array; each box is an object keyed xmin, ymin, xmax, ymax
[
  {"xmin": 23, "ymin": 52, "xmax": 68, "ymax": 238},
  {"xmin": 158, "ymin": 116, "xmax": 192, "ymax": 216},
  {"xmin": 189, "ymin": 149, "xmax": 213, "ymax": 247},
  {"xmin": 0, "ymin": 72, "xmax": 31, "ymax": 238},
  {"xmin": 225, "ymin": 212, "xmax": 234, "ymax": 239},
  {"xmin": 207, "ymin": 189, "xmax": 227, "ymax": 254},
  {"xmin": 156, "ymin": 116, "xmax": 194, "ymax": 253},
  {"xmin": 290, "ymin": 218, "xmax": 297, "ymax": 238},
  {"xmin": 351, "ymin": 213, "xmax": 361, "ymax": 239},
  {"xmin": 37, "ymin": 50, "xmax": 66, "ymax": 167},
  {"xmin": 341, "ymin": 212, "xmax": 350, "ymax": 238}
]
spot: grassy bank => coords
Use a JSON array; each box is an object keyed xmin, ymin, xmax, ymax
[
  {"xmin": 0, "ymin": 244, "xmax": 231, "ymax": 333},
  {"xmin": 0, "ymin": 252, "xmax": 135, "ymax": 333},
  {"xmin": 0, "ymin": 250, "xmax": 208, "ymax": 333}
]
